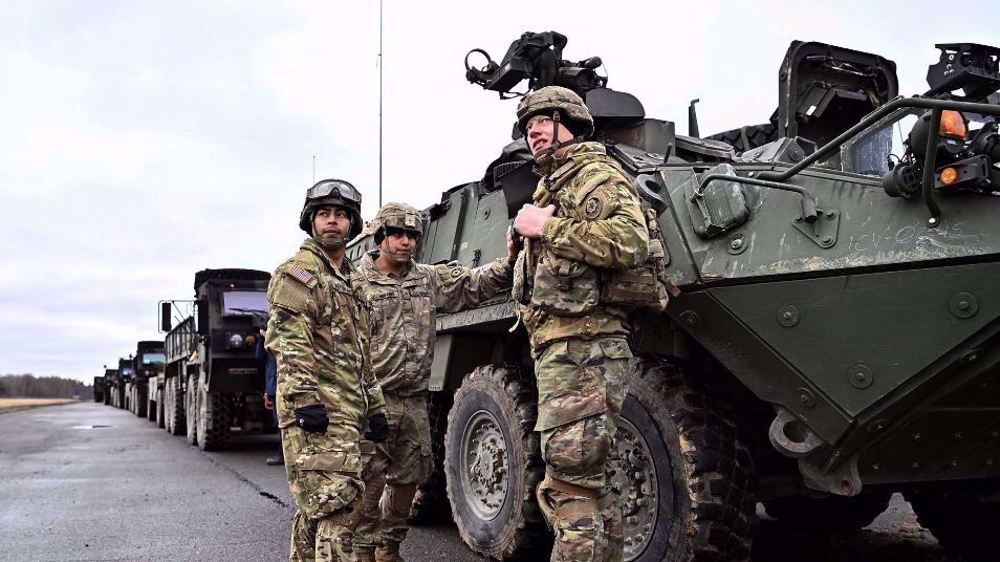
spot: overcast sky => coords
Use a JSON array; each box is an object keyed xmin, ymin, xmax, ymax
[{"xmin": 2, "ymin": 0, "xmax": 998, "ymax": 382}]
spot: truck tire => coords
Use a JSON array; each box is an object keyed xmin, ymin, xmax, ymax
[
  {"xmin": 445, "ymin": 364, "xmax": 547, "ymax": 560},
  {"xmin": 156, "ymin": 389, "xmax": 165, "ymax": 429},
  {"xmin": 626, "ymin": 356, "xmax": 756, "ymax": 562},
  {"xmin": 185, "ymin": 373, "xmax": 199, "ymax": 446},
  {"xmin": 763, "ymin": 492, "xmax": 892, "ymax": 533},
  {"xmin": 197, "ymin": 383, "xmax": 231, "ymax": 451},
  {"xmin": 146, "ymin": 395, "xmax": 155, "ymax": 422},
  {"xmin": 905, "ymin": 489, "xmax": 1000, "ymax": 562},
  {"xmin": 168, "ymin": 376, "xmax": 186, "ymax": 437},
  {"xmin": 409, "ymin": 392, "xmax": 452, "ymax": 525},
  {"xmin": 137, "ymin": 390, "xmax": 148, "ymax": 419}
]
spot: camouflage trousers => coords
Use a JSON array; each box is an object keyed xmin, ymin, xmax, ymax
[
  {"xmin": 283, "ymin": 422, "xmax": 365, "ymax": 562},
  {"xmin": 534, "ymin": 336, "xmax": 630, "ymax": 562},
  {"xmin": 351, "ymin": 392, "xmax": 434, "ymax": 558}
]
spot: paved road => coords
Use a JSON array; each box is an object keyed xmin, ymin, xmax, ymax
[{"xmin": 0, "ymin": 402, "xmax": 958, "ymax": 562}]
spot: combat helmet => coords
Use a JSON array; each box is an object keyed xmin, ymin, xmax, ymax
[
  {"xmin": 516, "ymin": 85, "xmax": 595, "ymax": 138},
  {"xmin": 368, "ymin": 202, "xmax": 423, "ymax": 244},
  {"xmin": 298, "ymin": 178, "xmax": 364, "ymax": 239}
]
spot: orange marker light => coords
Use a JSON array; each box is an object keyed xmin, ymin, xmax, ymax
[
  {"xmin": 940, "ymin": 110, "xmax": 968, "ymax": 139},
  {"xmin": 940, "ymin": 167, "xmax": 960, "ymax": 185}
]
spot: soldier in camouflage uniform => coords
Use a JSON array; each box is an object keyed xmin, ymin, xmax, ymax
[
  {"xmin": 266, "ymin": 179, "xmax": 390, "ymax": 562},
  {"xmin": 511, "ymin": 86, "xmax": 650, "ymax": 562},
  {"xmin": 350, "ymin": 202, "xmax": 518, "ymax": 562}
]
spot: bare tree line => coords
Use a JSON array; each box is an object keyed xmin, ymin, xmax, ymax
[{"xmin": 0, "ymin": 374, "xmax": 91, "ymax": 399}]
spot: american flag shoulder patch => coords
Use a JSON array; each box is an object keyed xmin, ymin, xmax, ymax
[{"xmin": 287, "ymin": 265, "xmax": 314, "ymax": 285}]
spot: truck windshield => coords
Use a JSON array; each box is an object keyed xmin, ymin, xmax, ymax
[
  {"xmin": 223, "ymin": 291, "xmax": 269, "ymax": 317},
  {"xmin": 141, "ymin": 353, "xmax": 165, "ymax": 365}
]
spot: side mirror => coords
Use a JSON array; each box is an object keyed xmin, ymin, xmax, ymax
[
  {"xmin": 197, "ymin": 298, "xmax": 209, "ymax": 336},
  {"xmin": 160, "ymin": 302, "xmax": 172, "ymax": 332}
]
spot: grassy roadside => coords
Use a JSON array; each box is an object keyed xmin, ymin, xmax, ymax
[{"xmin": 0, "ymin": 398, "xmax": 78, "ymax": 414}]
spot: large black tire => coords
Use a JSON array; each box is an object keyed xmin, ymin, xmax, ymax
[
  {"xmin": 156, "ymin": 388, "xmax": 165, "ymax": 429},
  {"xmin": 445, "ymin": 364, "xmax": 547, "ymax": 560},
  {"xmin": 185, "ymin": 373, "xmax": 199, "ymax": 446},
  {"xmin": 763, "ymin": 492, "xmax": 892, "ymax": 533},
  {"xmin": 905, "ymin": 488, "xmax": 1000, "ymax": 562},
  {"xmin": 197, "ymin": 381, "xmax": 231, "ymax": 452},
  {"xmin": 167, "ymin": 376, "xmax": 186, "ymax": 437},
  {"xmin": 146, "ymin": 394, "xmax": 156, "ymax": 422},
  {"xmin": 626, "ymin": 356, "xmax": 756, "ymax": 562},
  {"xmin": 136, "ymin": 388, "xmax": 148, "ymax": 419},
  {"xmin": 706, "ymin": 123, "xmax": 778, "ymax": 153},
  {"xmin": 409, "ymin": 391, "xmax": 452, "ymax": 525}
]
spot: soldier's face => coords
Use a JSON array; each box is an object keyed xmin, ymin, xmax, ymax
[
  {"xmin": 380, "ymin": 228, "xmax": 418, "ymax": 264},
  {"xmin": 526, "ymin": 114, "xmax": 575, "ymax": 156},
  {"xmin": 312, "ymin": 205, "xmax": 352, "ymax": 249}
]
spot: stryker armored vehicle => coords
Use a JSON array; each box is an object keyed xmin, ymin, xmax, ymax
[
  {"xmin": 159, "ymin": 268, "xmax": 273, "ymax": 450},
  {"xmin": 349, "ymin": 33, "xmax": 1000, "ymax": 562},
  {"xmin": 93, "ymin": 376, "xmax": 104, "ymax": 403},
  {"xmin": 124, "ymin": 340, "xmax": 165, "ymax": 421}
]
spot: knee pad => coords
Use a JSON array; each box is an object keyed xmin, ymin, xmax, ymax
[{"xmin": 385, "ymin": 483, "xmax": 418, "ymax": 519}]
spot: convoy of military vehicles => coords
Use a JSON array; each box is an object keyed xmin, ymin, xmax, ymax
[
  {"xmin": 96, "ymin": 32, "xmax": 1000, "ymax": 562},
  {"xmin": 100, "ymin": 269, "xmax": 275, "ymax": 451}
]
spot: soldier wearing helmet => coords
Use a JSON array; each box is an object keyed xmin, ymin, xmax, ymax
[
  {"xmin": 265, "ymin": 179, "xmax": 389, "ymax": 562},
  {"xmin": 348, "ymin": 202, "xmax": 519, "ymax": 562},
  {"xmin": 511, "ymin": 86, "xmax": 650, "ymax": 562}
]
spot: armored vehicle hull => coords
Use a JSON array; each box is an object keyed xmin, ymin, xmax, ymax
[{"xmin": 350, "ymin": 35, "xmax": 1000, "ymax": 562}]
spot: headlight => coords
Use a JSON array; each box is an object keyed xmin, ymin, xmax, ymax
[{"xmin": 228, "ymin": 333, "xmax": 244, "ymax": 349}]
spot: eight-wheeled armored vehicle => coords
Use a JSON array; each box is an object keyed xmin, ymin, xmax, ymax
[
  {"xmin": 159, "ymin": 268, "xmax": 273, "ymax": 450},
  {"xmin": 349, "ymin": 33, "xmax": 1000, "ymax": 562}
]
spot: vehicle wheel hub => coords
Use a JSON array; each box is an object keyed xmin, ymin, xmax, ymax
[
  {"xmin": 461, "ymin": 409, "xmax": 508, "ymax": 520},
  {"xmin": 611, "ymin": 417, "xmax": 658, "ymax": 561}
]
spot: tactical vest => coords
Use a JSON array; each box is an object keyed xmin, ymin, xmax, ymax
[{"xmin": 514, "ymin": 156, "xmax": 673, "ymax": 315}]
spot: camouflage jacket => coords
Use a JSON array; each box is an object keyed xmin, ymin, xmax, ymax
[
  {"xmin": 357, "ymin": 251, "xmax": 513, "ymax": 395},
  {"xmin": 516, "ymin": 141, "xmax": 649, "ymax": 353},
  {"xmin": 265, "ymin": 238, "xmax": 385, "ymax": 430}
]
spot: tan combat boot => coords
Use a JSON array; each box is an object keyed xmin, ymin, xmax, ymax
[{"xmin": 374, "ymin": 540, "xmax": 403, "ymax": 562}]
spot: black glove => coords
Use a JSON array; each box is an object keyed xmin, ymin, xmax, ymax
[
  {"xmin": 364, "ymin": 412, "xmax": 389, "ymax": 443},
  {"xmin": 294, "ymin": 404, "xmax": 329, "ymax": 434}
]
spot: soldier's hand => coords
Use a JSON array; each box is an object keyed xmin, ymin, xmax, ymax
[
  {"xmin": 364, "ymin": 412, "xmax": 389, "ymax": 443},
  {"xmin": 513, "ymin": 204, "xmax": 555, "ymax": 240},
  {"xmin": 293, "ymin": 404, "xmax": 329, "ymax": 434},
  {"xmin": 263, "ymin": 394, "xmax": 273, "ymax": 410}
]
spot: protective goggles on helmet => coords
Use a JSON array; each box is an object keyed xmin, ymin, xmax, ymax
[{"xmin": 306, "ymin": 180, "xmax": 361, "ymax": 204}]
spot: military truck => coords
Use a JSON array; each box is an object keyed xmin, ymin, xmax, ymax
[
  {"xmin": 118, "ymin": 356, "xmax": 136, "ymax": 411},
  {"xmin": 102, "ymin": 365, "xmax": 125, "ymax": 409},
  {"xmin": 124, "ymin": 340, "xmax": 165, "ymax": 421},
  {"xmin": 93, "ymin": 376, "xmax": 104, "ymax": 403},
  {"xmin": 349, "ymin": 33, "xmax": 1000, "ymax": 562},
  {"xmin": 159, "ymin": 268, "xmax": 273, "ymax": 450},
  {"xmin": 100, "ymin": 369, "xmax": 114, "ymax": 406}
]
